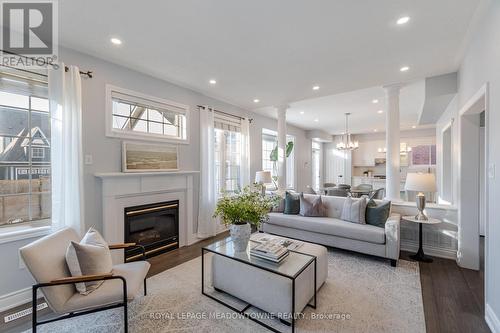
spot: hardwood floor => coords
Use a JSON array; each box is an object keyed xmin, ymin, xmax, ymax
[
  {"xmin": 401, "ymin": 236, "xmax": 489, "ymax": 333},
  {"xmin": 2, "ymin": 233, "xmax": 490, "ymax": 333}
]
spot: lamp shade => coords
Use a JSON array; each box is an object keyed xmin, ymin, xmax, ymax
[
  {"xmin": 255, "ymin": 171, "xmax": 272, "ymax": 184},
  {"xmin": 405, "ymin": 172, "xmax": 437, "ymax": 192}
]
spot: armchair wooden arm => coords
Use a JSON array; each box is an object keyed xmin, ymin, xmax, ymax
[
  {"xmin": 50, "ymin": 273, "xmax": 113, "ymax": 284},
  {"xmin": 108, "ymin": 243, "xmax": 136, "ymax": 250},
  {"xmin": 109, "ymin": 243, "xmax": 147, "ymax": 261}
]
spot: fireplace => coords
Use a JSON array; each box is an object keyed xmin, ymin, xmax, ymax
[{"xmin": 124, "ymin": 200, "xmax": 179, "ymax": 262}]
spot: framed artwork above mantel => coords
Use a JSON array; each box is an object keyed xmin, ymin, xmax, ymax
[{"xmin": 122, "ymin": 141, "xmax": 179, "ymax": 172}]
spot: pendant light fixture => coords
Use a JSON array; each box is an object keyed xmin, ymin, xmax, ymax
[{"xmin": 336, "ymin": 113, "xmax": 359, "ymax": 151}]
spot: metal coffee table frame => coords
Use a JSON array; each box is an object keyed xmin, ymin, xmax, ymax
[{"xmin": 201, "ymin": 240, "xmax": 317, "ymax": 333}]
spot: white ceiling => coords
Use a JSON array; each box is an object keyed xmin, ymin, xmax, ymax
[
  {"xmin": 58, "ymin": 0, "xmax": 480, "ymax": 113},
  {"xmin": 256, "ymin": 80, "xmax": 431, "ymax": 134}
]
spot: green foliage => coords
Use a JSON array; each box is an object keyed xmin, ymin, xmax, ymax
[
  {"xmin": 213, "ymin": 184, "xmax": 280, "ymax": 227},
  {"xmin": 269, "ymin": 141, "xmax": 294, "ymax": 162}
]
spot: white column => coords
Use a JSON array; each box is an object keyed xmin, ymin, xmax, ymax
[
  {"xmin": 276, "ymin": 105, "xmax": 288, "ymax": 191},
  {"xmin": 384, "ymin": 85, "xmax": 401, "ymax": 201}
]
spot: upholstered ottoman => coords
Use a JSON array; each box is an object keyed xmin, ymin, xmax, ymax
[{"xmin": 211, "ymin": 235, "xmax": 328, "ymax": 317}]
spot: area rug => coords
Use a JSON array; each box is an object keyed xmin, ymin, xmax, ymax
[{"xmin": 29, "ymin": 249, "xmax": 426, "ymax": 332}]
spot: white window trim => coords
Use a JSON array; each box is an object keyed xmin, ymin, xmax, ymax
[
  {"xmin": 0, "ymin": 220, "xmax": 51, "ymax": 245},
  {"xmin": 105, "ymin": 84, "xmax": 190, "ymax": 144}
]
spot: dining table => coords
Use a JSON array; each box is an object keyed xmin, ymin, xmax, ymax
[{"xmin": 349, "ymin": 189, "xmax": 372, "ymax": 198}]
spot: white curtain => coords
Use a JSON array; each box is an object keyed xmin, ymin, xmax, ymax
[
  {"xmin": 49, "ymin": 64, "xmax": 84, "ymax": 235},
  {"xmin": 240, "ymin": 118, "xmax": 251, "ymax": 187},
  {"xmin": 197, "ymin": 106, "xmax": 217, "ymax": 238}
]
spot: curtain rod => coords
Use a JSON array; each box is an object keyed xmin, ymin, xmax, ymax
[
  {"xmin": 1, "ymin": 50, "xmax": 93, "ymax": 78},
  {"xmin": 197, "ymin": 105, "xmax": 253, "ymax": 123}
]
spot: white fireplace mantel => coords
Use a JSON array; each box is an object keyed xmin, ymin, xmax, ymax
[{"xmin": 95, "ymin": 170, "xmax": 199, "ymax": 262}]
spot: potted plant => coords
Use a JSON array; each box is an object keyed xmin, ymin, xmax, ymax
[{"xmin": 213, "ymin": 185, "xmax": 279, "ymax": 251}]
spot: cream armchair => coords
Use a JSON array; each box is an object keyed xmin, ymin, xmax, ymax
[{"xmin": 20, "ymin": 227, "xmax": 150, "ymax": 333}]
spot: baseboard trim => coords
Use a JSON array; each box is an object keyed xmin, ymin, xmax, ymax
[
  {"xmin": 486, "ymin": 304, "xmax": 500, "ymax": 333},
  {"xmin": 0, "ymin": 287, "xmax": 31, "ymax": 313},
  {"xmin": 401, "ymin": 241, "xmax": 457, "ymax": 260}
]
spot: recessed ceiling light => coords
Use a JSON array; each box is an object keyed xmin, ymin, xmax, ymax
[
  {"xmin": 253, "ymin": 99, "xmax": 260, "ymax": 103},
  {"xmin": 400, "ymin": 66, "xmax": 410, "ymax": 72},
  {"xmin": 312, "ymin": 86, "xmax": 320, "ymax": 91},
  {"xmin": 412, "ymin": 125, "xmax": 417, "ymax": 129},
  {"xmin": 300, "ymin": 111, "xmax": 305, "ymax": 115},
  {"xmin": 372, "ymin": 99, "xmax": 379, "ymax": 104},
  {"xmin": 397, "ymin": 16, "xmax": 410, "ymax": 25},
  {"xmin": 377, "ymin": 110, "xmax": 384, "ymax": 114},
  {"xmin": 314, "ymin": 118, "xmax": 319, "ymax": 122},
  {"xmin": 110, "ymin": 38, "xmax": 122, "ymax": 45},
  {"xmin": 374, "ymin": 129, "xmax": 378, "ymax": 132},
  {"xmin": 209, "ymin": 79, "xmax": 217, "ymax": 84}
]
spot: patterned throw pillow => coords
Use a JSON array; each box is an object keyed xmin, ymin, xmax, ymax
[
  {"xmin": 299, "ymin": 193, "xmax": 327, "ymax": 217},
  {"xmin": 340, "ymin": 196, "xmax": 367, "ymax": 224},
  {"xmin": 365, "ymin": 199, "xmax": 391, "ymax": 228},
  {"xmin": 271, "ymin": 197, "xmax": 285, "ymax": 213},
  {"xmin": 283, "ymin": 191, "xmax": 300, "ymax": 214},
  {"xmin": 65, "ymin": 227, "xmax": 113, "ymax": 295}
]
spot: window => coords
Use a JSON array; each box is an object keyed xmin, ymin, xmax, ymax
[
  {"xmin": 214, "ymin": 113, "xmax": 243, "ymax": 196},
  {"xmin": 312, "ymin": 141, "xmax": 322, "ymax": 191},
  {"xmin": 261, "ymin": 129, "xmax": 295, "ymax": 189},
  {"xmin": 106, "ymin": 85, "xmax": 189, "ymax": 143},
  {"xmin": 32, "ymin": 147, "xmax": 45, "ymax": 159},
  {"xmin": 0, "ymin": 67, "xmax": 51, "ymax": 226}
]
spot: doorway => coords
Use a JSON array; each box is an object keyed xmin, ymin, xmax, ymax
[{"xmin": 458, "ymin": 83, "xmax": 488, "ymax": 273}]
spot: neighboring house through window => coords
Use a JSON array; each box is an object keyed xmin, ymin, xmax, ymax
[
  {"xmin": 0, "ymin": 67, "xmax": 51, "ymax": 226},
  {"xmin": 261, "ymin": 128, "xmax": 295, "ymax": 189}
]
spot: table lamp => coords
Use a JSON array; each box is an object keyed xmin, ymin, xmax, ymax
[
  {"xmin": 405, "ymin": 172, "xmax": 437, "ymax": 221},
  {"xmin": 255, "ymin": 171, "xmax": 272, "ymax": 196}
]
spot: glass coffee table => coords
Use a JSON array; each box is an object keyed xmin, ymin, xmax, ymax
[{"xmin": 201, "ymin": 237, "xmax": 317, "ymax": 333}]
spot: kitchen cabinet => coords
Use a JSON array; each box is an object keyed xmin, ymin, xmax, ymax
[
  {"xmin": 352, "ymin": 140, "xmax": 410, "ymax": 167},
  {"xmin": 352, "ymin": 141, "xmax": 384, "ymax": 166}
]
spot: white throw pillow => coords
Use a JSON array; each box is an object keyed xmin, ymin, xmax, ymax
[
  {"xmin": 65, "ymin": 227, "xmax": 113, "ymax": 295},
  {"xmin": 340, "ymin": 196, "xmax": 367, "ymax": 224}
]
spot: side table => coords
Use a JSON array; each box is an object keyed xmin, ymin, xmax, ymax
[{"xmin": 402, "ymin": 216, "xmax": 441, "ymax": 263}]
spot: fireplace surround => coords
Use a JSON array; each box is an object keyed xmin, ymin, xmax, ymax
[{"xmin": 95, "ymin": 171, "xmax": 199, "ymax": 264}]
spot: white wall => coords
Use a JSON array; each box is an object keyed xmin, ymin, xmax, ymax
[
  {"xmin": 0, "ymin": 47, "xmax": 312, "ymax": 309},
  {"xmin": 435, "ymin": 96, "xmax": 459, "ymax": 206},
  {"xmin": 453, "ymin": 0, "xmax": 500, "ymax": 330}
]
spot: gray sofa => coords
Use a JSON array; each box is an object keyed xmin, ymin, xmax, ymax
[{"xmin": 262, "ymin": 194, "xmax": 401, "ymax": 266}]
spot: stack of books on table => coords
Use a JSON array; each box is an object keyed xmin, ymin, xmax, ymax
[{"xmin": 250, "ymin": 240, "xmax": 289, "ymax": 263}]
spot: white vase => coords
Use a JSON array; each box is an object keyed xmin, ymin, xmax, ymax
[{"xmin": 230, "ymin": 223, "xmax": 251, "ymax": 252}]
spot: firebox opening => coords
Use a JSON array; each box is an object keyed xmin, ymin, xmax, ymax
[{"xmin": 124, "ymin": 200, "xmax": 179, "ymax": 262}]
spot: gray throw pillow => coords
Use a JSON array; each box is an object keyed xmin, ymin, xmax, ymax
[
  {"xmin": 299, "ymin": 193, "xmax": 326, "ymax": 217},
  {"xmin": 341, "ymin": 196, "xmax": 367, "ymax": 224},
  {"xmin": 284, "ymin": 191, "xmax": 300, "ymax": 214},
  {"xmin": 365, "ymin": 199, "xmax": 391, "ymax": 228},
  {"xmin": 65, "ymin": 227, "xmax": 113, "ymax": 295}
]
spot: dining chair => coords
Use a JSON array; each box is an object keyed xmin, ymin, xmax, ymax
[
  {"xmin": 327, "ymin": 188, "xmax": 349, "ymax": 197},
  {"xmin": 354, "ymin": 184, "xmax": 373, "ymax": 191}
]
